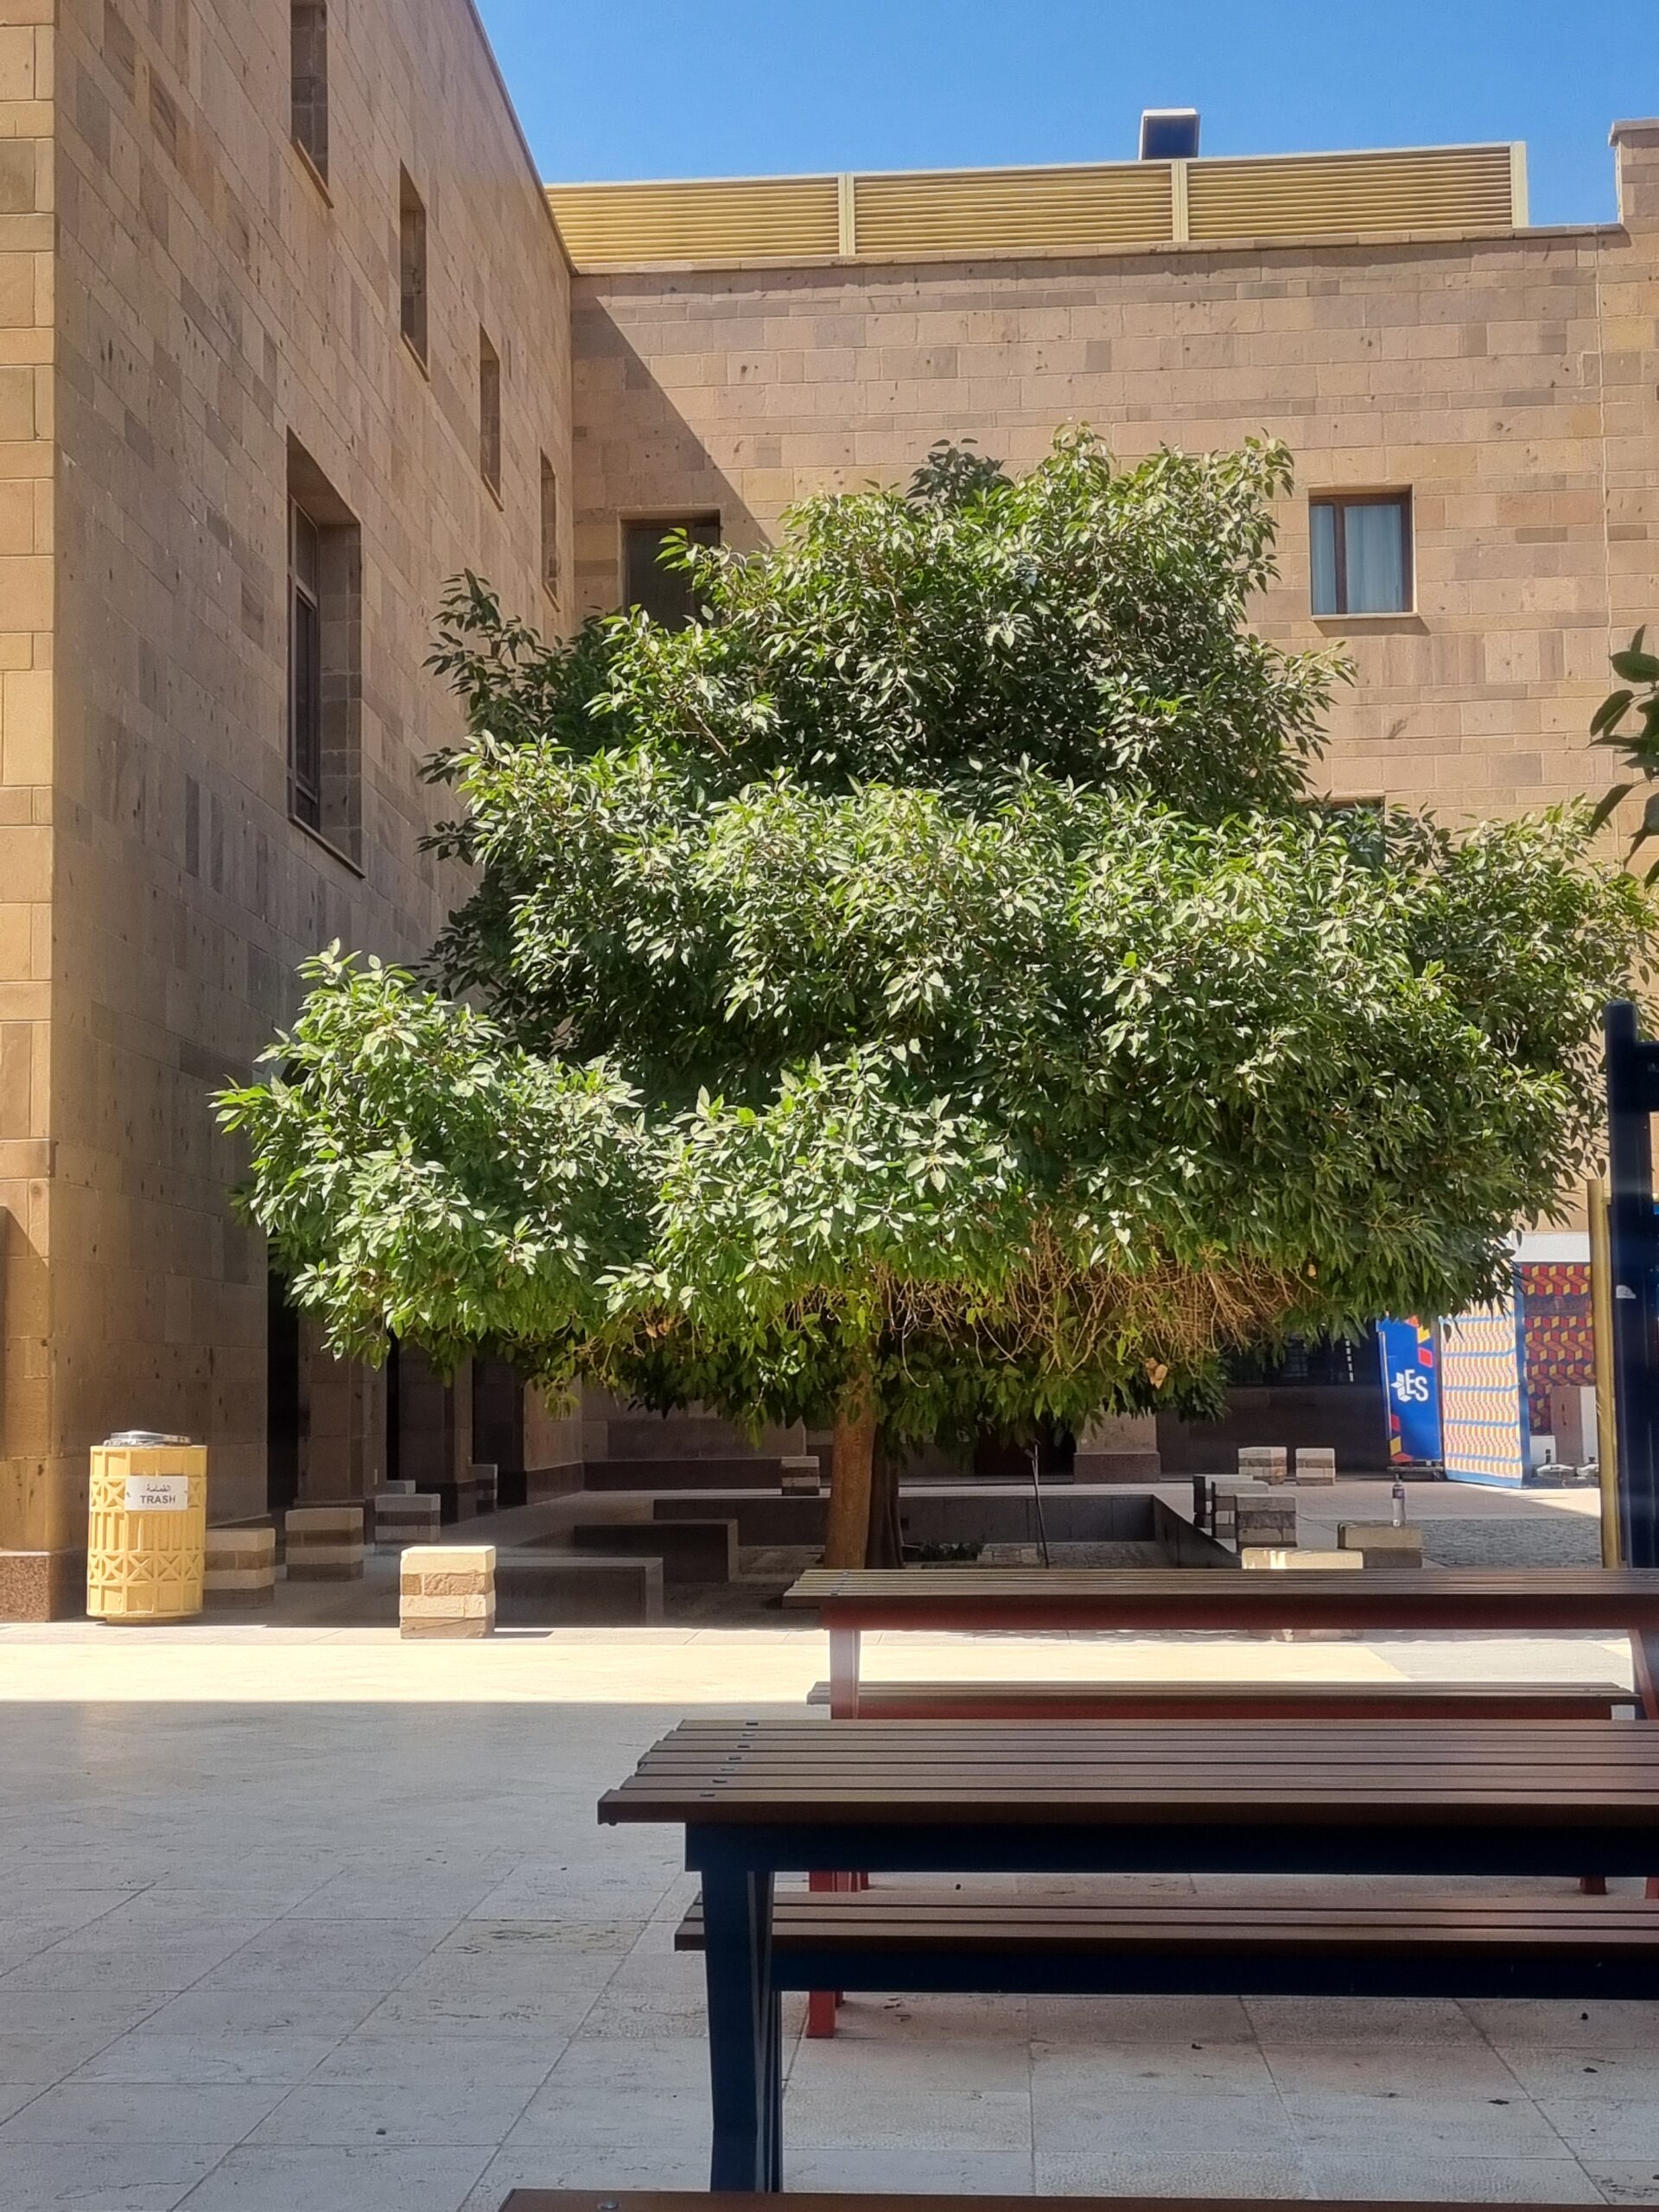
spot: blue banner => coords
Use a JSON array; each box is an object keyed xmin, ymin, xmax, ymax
[{"xmin": 1376, "ymin": 1316, "xmax": 1442, "ymax": 1465}]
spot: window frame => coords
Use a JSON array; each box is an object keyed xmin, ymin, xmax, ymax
[
  {"xmin": 538, "ymin": 454, "xmax": 560, "ymax": 606},
  {"xmin": 398, "ymin": 168, "xmax": 429, "ymax": 371},
  {"xmin": 1308, "ymin": 489, "xmax": 1414, "ymax": 619},
  {"xmin": 621, "ymin": 513, "xmax": 721, "ymax": 630},
  {"xmin": 478, "ymin": 327, "xmax": 502, "ymax": 501},
  {"xmin": 288, "ymin": 499, "xmax": 323, "ymax": 833},
  {"xmin": 289, "ymin": 1, "xmax": 328, "ymax": 187},
  {"xmin": 285, "ymin": 439, "xmax": 364, "ymax": 873}
]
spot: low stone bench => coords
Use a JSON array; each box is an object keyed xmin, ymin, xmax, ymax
[
  {"xmin": 495, "ymin": 1549, "xmax": 663, "ymax": 1626},
  {"xmin": 400, "ymin": 1544, "xmax": 495, "ymax": 1640},
  {"xmin": 1234, "ymin": 1494, "xmax": 1297, "ymax": 1548},
  {"xmin": 779, "ymin": 1454, "xmax": 822, "ymax": 1495},
  {"xmin": 570, "ymin": 1517, "xmax": 737, "ymax": 1585},
  {"xmin": 1242, "ymin": 1545, "xmax": 1363, "ymax": 1572},
  {"xmin": 1296, "ymin": 1446, "xmax": 1338, "ymax": 1485},
  {"xmin": 204, "ymin": 1523, "xmax": 275, "ymax": 1607},
  {"xmin": 283, "ymin": 1504, "xmax": 364, "ymax": 1580},
  {"xmin": 1238, "ymin": 1444, "xmax": 1287, "ymax": 1484},
  {"xmin": 1340, "ymin": 1521, "xmax": 1427, "ymax": 1567},
  {"xmin": 372, "ymin": 1491, "xmax": 442, "ymax": 1547}
]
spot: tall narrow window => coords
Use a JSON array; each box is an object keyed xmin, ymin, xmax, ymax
[
  {"xmin": 289, "ymin": 501, "xmax": 322, "ymax": 830},
  {"xmin": 539, "ymin": 454, "xmax": 559, "ymax": 602},
  {"xmin": 399, "ymin": 168, "xmax": 427, "ymax": 366},
  {"xmin": 1310, "ymin": 492, "xmax": 1413, "ymax": 616},
  {"xmin": 290, "ymin": 3, "xmax": 327, "ymax": 181},
  {"xmin": 623, "ymin": 515, "xmax": 720, "ymax": 630},
  {"xmin": 287, "ymin": 440, "xmax": 362, "ymax": 864},
  {"xmin": 479, "ymin": 327, "xmax": 501, "ymax": 498}
]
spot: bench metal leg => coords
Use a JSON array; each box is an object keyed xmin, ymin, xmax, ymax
[
  {"xmin": 702, "ymin": 1863, "xmax": 780, "ymax": 2190},
  {"xmin": 809, "ymin": 1627, "xmax": 868, "ymax": 2035},
  {"xmin": 828, "ymin": 1627, "xmax": 861, "ymax": 1717}
]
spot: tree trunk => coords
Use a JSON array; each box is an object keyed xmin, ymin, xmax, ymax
[
  {"xmin": 864, "ymin": 1429, "xmax": 903, "ymax": 1567},
  {"xmin": 823, "ymin": 1395, "xmax": 876, "ymax": 1568}
]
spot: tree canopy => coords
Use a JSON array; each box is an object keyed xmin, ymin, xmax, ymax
[{"xmin": 219, "ymin": 430, "xmax": 1650, "ymax": 1562}]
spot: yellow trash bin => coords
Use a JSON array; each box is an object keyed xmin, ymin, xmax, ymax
[{"xmin": 86, "ymin": 1433, "xmax": 208, "ymax": 1623}]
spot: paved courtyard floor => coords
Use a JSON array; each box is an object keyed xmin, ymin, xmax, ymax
[{"xmin": 3, "ymin": 1552, "xmax": 1657, "ymax": 2212}]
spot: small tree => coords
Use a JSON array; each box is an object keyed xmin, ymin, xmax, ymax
[{"xmin": 219, "ymin": 433, "xmax": 1649, "ymax": 1565}]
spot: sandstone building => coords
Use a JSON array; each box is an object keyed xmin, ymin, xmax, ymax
[{"xmin": 1, "ymin": 0, "xmax": 1656, "ymax": 1612}]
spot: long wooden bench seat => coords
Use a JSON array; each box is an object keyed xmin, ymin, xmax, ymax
[
  {"xmin": 805, "ymin": 1678, "xmax": 1636, "ymax": 1719},
  {"xmin": 677, "ymin": 1885, "xmax": 1659, "ymax": 1999},
  {"xmin": 503, "ymin": 2197, "xmax": 1601, "ymax": 2212}
]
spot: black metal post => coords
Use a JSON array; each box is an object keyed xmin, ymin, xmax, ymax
[{"xmin": 1604, "ymin": 1001, "xmax": 1659, "ymax": 1567}]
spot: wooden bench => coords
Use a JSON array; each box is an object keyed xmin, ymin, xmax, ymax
[
  {"xmin": 677, "ymin": 1884, "xmax": 1659, "ymax": 1999},
  {"xmin": 603, "ymin": 1714, "xmax": 1659, "ymax": 2185},
  {"xmin": 805, "ymin": 1677, "xmax": 1636, "ymax": 1720},
  {"xmin": 503, "ymin": 2196, "xmax": 1602, "ymax": 2212}
]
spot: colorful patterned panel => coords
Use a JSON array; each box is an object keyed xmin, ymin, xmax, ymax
[
  {"xmin": 1516, "ymin": 1261, "xmax": 1595, "ymax": 1438},
  {"xmin": 1439, "ymin": 1290, "xmax": 1528, "ymax": 1487}
]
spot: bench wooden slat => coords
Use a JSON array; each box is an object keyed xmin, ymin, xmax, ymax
[
  {"xmin": 678, "ymin": 1889, "xmax": 1659, "ymax": 1955},
  {"xmin": 782, "ymin": 1564, "xmax": 1659, "ymax": 1633},
  {"xmin": 804, "ymin": 1679, "xmax": 1634, "ymax": 1719},
  {"xmin": 601, "ymin": 1716, "xmax": 1659, "ymax": 1827},
  {"xmin": 501, "ymin": 2195, "xmax": 1603, "ymax": 2212}
]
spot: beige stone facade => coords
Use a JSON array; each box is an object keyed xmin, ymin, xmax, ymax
[
  {"xmin": 569, "ymin": 126, "xmax": 1659, "ymax": 823},
  {"xmin": 3, "ymin": 12, "xmax": 1657, "ymax": 1616},
  {"xmin": 0, "ymin": 0, "xmax": 572, "ymax": 1613}
]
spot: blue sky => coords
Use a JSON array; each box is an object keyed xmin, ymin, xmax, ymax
[{"xmin": 478, "ymin": 0, "xmax": 1653, "ymax": 227}]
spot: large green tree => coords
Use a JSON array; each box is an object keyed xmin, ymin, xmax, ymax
[{"xmin": 219, "ymin": 432, "xmax": 1649, "ymax": 1564}]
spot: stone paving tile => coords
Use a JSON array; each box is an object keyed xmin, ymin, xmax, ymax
[
  {"xmin": 137, "ymin": 1992, "xmax": 379, "ymax": 2039},
  {"xmin": 190, "ymin": 1920, "xmax": 448, "ymax": 1996},
  {"xmin": 1261, "ymin": 2037, "xmax": 1525, "ymax": 2097},
  {"xmin": 1246, "ymin": 1993, "xmax": 1485, "ymax": 2042},
  {"xmin": 1301, "ymin": 2154, "xmax": 1606, "ymax": 2202},
  {"xmin": 353, "ymin": 1986, "xmax": 601, "ymax": 2038},
  {"xmin": 0, "ymin": 1925, "xmax": 271, "ymax": 1995},
  {"xmin": 0, "ymin": 2139, "xmax": 219, "ymax": 2211},
  {"xmin": 307, "ymin": 2031, "xmax": 568, "ymax": 2088},
  {"xmin": 1540, "ymin": 2102, "xmax": 1659, "ymax": 2160},
  {"xmin": 1281, "ymin": 2090, "xmax": 1568, "ymax": 2156},
  {"xmin": 0, "ymin": 2080, "xmax": 285, "ymax": 2145},
  {"xmin": 67, "ymin": 2033, "xmax": 344, "ymax": 2086},
  {"xmin": 1498, "ymin": 2048, "xmax": 1659, "ymax": 2101},
  {"xmin": 1032, "ymin": 2082, "xmax": 1297, "ymax": 2159},
  {"xmin": 790, "ymin": 2146, "xmax": 1039, "ymax": 2193},
  {"xmin": 171, "ymin": 2142, "xmax": 495, "ymax": 2211},
  {"xmin": 1465, "ymin": 1998, "xmax": 1659, "ymax": 2047},
  {"xmin": 0, "ymin": 1992, "xmax": 168, "ymax": 2081},
  {"xmin": 244, "ymin": 2080, "xmax": 540, "ymax": 2147},
  {"xmin": 1025, "ymin": 1990, "xmax": 1253, "ymax": 2042},
  {"xmin": 460, "ymin": 2142, "xmax": 703, "ymax": 2208},
  {"xmin": 1030, "ymin": 2034, "xmax": 1277, "ymax": 2094},
  {"xmin": 1577, "ymin": 2164, "xmax": 1659, "ymax": 2204},
  {"xmin": 1036, "ymin": 2145, "xmax": 1312, "ymax": 2195}
]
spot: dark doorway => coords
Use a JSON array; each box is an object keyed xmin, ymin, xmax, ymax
[
  {"xmin": 385, "ymin": 1337, "xmax": 402, "ymax": 1490},
  {"xmin": 473, "ymin": 1357, "xmax": 526, "ymax": 1509},
  {"xmin": 265, "ymin": 1274, "xmax": 302, "ymax": 1521}
]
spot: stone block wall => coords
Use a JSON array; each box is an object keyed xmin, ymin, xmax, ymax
[
  {"xmin": 569, "ymin": 126, "xmax": 1659, "ymax": 823},
  {"xmin": 0, "ymin": 0, "xmax": 55, "ymax": 1600},
  {"xmin": 0, "ymin": 0, "xmax": 575, "ymax": 1607}
]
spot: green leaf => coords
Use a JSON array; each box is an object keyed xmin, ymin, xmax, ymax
[{"xmin": 1611, "ymin": 652, "xmax": 1659, "ymax": 684}]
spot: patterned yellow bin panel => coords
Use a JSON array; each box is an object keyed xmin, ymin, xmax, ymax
[{"xmin": 86, "ymin": 1435, "xmax": 208, "ymax": 1622}]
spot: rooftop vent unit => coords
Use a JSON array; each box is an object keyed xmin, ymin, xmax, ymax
[{"xmin": 1140, "ymin": 108, "xmax": 1200, "ymax": 162}]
